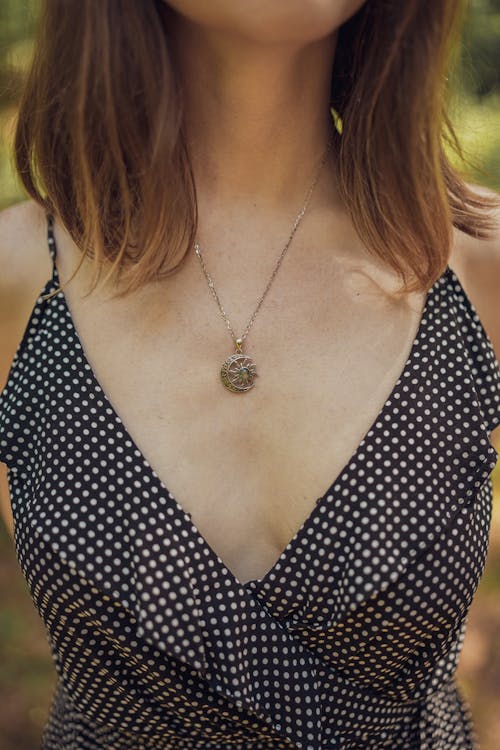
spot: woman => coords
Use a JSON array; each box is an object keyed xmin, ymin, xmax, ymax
[{"xmin": 0, "ymin": 0, "xmax": 499, "ymax": 748}]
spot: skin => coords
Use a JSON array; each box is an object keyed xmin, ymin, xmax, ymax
[
  {"xmin": 0, "ymin": 1, "xmax": 499, "ymax": 584},
  {"xmin": 160, "ymin": 0, "xmax": 367, "ymax": 237}
]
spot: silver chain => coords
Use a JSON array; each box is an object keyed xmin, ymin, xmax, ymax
[{"xmin": 194, "ymin": 129, "xmax": 334, "ymax": 351}]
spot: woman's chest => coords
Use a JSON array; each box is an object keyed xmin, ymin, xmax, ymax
[
  {"xmin": 52, "ymin": 262, "xmax": 430, "ymax": 585},
  {"xmin": 4, "ymin": 250, "xmax": 498, "ymax": 722}
]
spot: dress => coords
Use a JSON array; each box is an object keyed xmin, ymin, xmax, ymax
[{"xmin": 1, "ymin": 212, "xmax": 500, "ymax": 750}]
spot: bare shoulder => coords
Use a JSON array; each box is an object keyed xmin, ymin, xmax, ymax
[
  {"xmin": 450, "ymin": 183, "xmax": 500, "ymax": 269},
  {"xmin": 0, "ymin": 198, "xmax": 54, "ymax": 387},
  {"xmin": 450, "ymin": 185, "xmax": 500, "ymax": 282},
  {"xmin": 449, "ymin": 184, "xmax": 500, "ymax": 348},
  {"xmin": 0, "ymin": 199, "xmax": 52, "ymax": 290},
  {"xmin": 0, "ymin": 199, "xmax": 54, "ymax": 384}
]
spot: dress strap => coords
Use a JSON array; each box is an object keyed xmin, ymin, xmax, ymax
[{"xmin": 46, "ymin": 212, "xmax": 59, "ymax": 284}]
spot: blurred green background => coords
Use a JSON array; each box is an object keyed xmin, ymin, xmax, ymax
[{"xmin": 0, "ymin": 1, "xmax": 499, "ymax": 749}]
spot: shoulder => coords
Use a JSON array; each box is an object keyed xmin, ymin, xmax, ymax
[
  {"xmin": 449, "ymin": 183, "xmax": 500, "ymax": 354},
  {"xmin": 0, "ymin": 200, "xmax": 53, "ymax": 388},
  {"xmin": 449, "ymin": 183, "xmax": 500, "ymax": 271},
  {"xmin": 0, "ymin": 199, "xmax": 52, "ymax": 289},
  {"xmin": 0, "ymin": 199, "xmax": 52, "ymax": 539}
]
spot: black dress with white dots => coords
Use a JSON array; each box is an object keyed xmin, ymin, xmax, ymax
[{"xmin": 1, "ymin": 212, "xmax": 500, "ymax": 750}]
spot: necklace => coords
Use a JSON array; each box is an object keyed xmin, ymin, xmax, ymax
[{"xmin": 194, "ymin": 128, "xmax": 334, "ymax": 394}]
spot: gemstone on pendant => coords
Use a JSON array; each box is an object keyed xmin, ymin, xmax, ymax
[
  {"xmin": 238, "ymin": 366, "xmax": 251, "ymax": 383},
  {"xmin": 221, "ymin": 353, "xmax": 258, "ymax": 392}
]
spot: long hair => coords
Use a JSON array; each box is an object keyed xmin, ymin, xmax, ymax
[{"xmin": 13, "ymin": 0, "xmax": 499, "ymax": 299}]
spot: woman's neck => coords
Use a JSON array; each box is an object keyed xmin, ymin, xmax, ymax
[{"xmin": 166, "ymin": 13, "xmax": 340, "ymax": 216}]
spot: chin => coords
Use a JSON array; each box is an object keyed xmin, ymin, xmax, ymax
[{"xmin": 163, "ymin": 0, "xmax": 367, "ymax": 45}]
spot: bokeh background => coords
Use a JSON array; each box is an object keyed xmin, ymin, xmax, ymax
[{"xmin": 0, "ymin": 1, "xmax": 499, "ymax": 748}]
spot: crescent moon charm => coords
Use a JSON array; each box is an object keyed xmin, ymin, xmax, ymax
[{"xmin": 221, "ymin": 352, "xmax": 258, "ymax": 393}]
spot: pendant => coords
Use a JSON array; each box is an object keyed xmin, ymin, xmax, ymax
[{"xmin": 220, "ymin": 338, "xmax": 258, "ymax": 393}]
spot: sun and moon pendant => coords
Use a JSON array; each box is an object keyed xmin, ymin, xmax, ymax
[{"xmin": 220, "ymin": 338, "xmax": 258, "ymax": 393}]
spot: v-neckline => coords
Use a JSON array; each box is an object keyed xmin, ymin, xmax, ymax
[{"xmin": 44, "ymin": 258, "xmax": 450, "ymax": 591}]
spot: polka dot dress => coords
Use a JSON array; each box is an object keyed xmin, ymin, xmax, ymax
[{"xmin": 1, "ymin": 213, "xmax": 500, "ymax": 750}]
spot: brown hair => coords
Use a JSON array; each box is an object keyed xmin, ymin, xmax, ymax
[{"xmin": 13, "ymin": 0, "xmax": 499, "ymax": 300}]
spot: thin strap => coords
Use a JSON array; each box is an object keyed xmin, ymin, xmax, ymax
[
  {"xmin": 40, "ymin": 212, "xmax": 61, "ymax": 302},
  {"xmin": 46, "ymin": 212, "xmax": 59, "ymax": 283}
]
